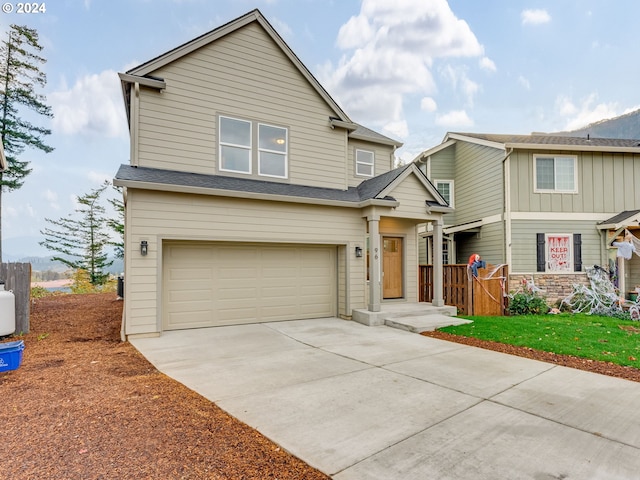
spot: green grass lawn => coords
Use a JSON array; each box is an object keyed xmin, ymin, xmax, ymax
[{"xmin": 439, "ymin": 314, "xmax": 640, "ymax": 369}]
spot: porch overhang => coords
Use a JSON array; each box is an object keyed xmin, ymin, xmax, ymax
[{"xmin": 596, "ymin": 210, "xmax": 640, "ymax": 231}]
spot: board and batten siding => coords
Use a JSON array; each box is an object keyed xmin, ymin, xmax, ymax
[
  {"xmin": 134, "ymin": 22, "xmax": 349, "ymax": 190},
  {"xmin": 455, "ymin": 221, "xmax": 505, "ymax": 267},
  {"xmin": 510, "ymin": 220, "xmax": 601, "ymax": 273},
  {"xmin": 510, "ymin": 150, "xmax": 640, "ymax": 213},
  {"xmin": 123, "ymin": 190, "xmax": 369, "ymax": 335}
]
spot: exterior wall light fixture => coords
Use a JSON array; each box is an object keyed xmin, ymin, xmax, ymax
[
  {"xmin": 140, "ymin": 240, "xmax": 148, "ymax": 256},
  {"xmin": 355, "ymin": 246, "xmax": 363, "ymax": 257}
]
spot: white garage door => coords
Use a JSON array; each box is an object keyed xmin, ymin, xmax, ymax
[{"xmin": 163, "ymin": 242, "xmax": 336, "ymax": 330}]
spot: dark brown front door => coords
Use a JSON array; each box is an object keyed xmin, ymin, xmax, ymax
[{"xmin": 383, "ymin": 237, "xmax": 403, "ymax": 298}]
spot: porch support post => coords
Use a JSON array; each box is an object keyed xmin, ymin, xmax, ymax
[
  {"xmin": 367, "ymin": 214, "xmax": 381, "ymax": 312},
  {"xmin": 432, "ymin": 218, "xmax": 445, "ymax": 307}
]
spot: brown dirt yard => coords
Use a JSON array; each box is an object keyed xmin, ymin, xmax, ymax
[{"xmin": 2, "ymin": 294, "xmax": 640, "ymax": 479}]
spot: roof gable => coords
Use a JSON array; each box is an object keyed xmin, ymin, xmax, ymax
[
  {"xmin": 359, "ymin": 163, "xmax": 449, "ymax": 209},
  {"xmin": 125, "ymin": 9, "xmax": 350, "ymax": 123}
]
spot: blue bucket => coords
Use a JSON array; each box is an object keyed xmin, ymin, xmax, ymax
[{"xmin": 0, "ymin": 340, "xmax": 24, "ymax": 372}]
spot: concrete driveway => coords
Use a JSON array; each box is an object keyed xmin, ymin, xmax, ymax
[{"xmin": 131, "ymin": 318, "xmax": 640, "ymax": 479}]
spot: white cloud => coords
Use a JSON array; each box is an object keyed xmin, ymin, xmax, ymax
[
  {"xmin": 440, "ymin": 65, "xmax": 479, "ymax": 106},
  {"xmin": 518, "ymin": 75, "xmax": 531, "ymax": 90},
  {"xmin": 87, "ymin": 171, "xmax": 112, "ymax": 185},
  {"xmin": 557, "ymin": 93, "xmax": 619, "ymax": 131},
  {"xmin": 322, "ymin": 0, "xmax": 484, "ymax": 133},
  {"xmin": 421, "ymin": 97, "xmax": 437, "ymax": 112},
  {"xmin": 50, "ymin": 69, "xmax": 127, "ymax": 138},
  {"xmin": 479, "ymin": 56, "xmax": 496, "ymax": 72},
  {"xmin": 270, "ymin": 17, "xmax": 293, "ymax": 40},
  {"xmin": 43, "ymin": 189, "xmax": 60, "ymax": 210},
  {"xmin": 521, "ymin": 9, "xmax": 551, "ymax": 25},
  {"xmin": 383, "ymin": 120, "xmax": 408, "ymax": 139},
  {"xmin": 435, "ymin": 110, "xmax": 474, "ymax": 127}
]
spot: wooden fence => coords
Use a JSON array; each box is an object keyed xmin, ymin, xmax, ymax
[
  {"xmin": 419, "ymin": 264, "xmax": 508, "ymax": 316},
  {"xmin": 0, "ymin": 263, "xmax": 31, "ymax": 334}
]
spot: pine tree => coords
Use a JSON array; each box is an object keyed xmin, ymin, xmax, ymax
[
  {"xmin": 40, "ymin": 183, "xmax": 113, "ymax": 286},
  {"xmin": 0, "ymin": 24, "xmax": 54, "ymax": 261},
  {"xmin": 106, "ymin": 183, "xmax": 124, "ymax": 259}
]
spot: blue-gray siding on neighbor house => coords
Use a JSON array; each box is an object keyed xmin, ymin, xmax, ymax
[{"xmin": 510, "ymin": 150, "xmax": 640, "ymax": 214}]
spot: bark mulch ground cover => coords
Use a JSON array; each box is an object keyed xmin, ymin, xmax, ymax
[{"xmin": 0, "ymin": 293, "xmax": 329, "ymax": 480}]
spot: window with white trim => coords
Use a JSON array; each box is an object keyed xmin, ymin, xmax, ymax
[
  {"xmin": 218, "ymin": 115, "xmax": 288, "ymax": 179},
  {"xmin": 219, "ymin": 116, "xmax": 252, "ymax": 174},
  {"xmin": 435, "ymin": 180, "xmax": 454, "ymax": 206},
  {"xmin": 258, "ymin": 123, "xmax": 287, "ymax": 178},
  {"xmin": 355, "ymin": 149, "xmax": 374, "ymax": 177},
  {"xmin": 534, "ymin": 155, "xmax": 577, "ymax": 193}
]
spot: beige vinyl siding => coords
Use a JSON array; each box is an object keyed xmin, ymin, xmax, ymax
[
  {"xmin": 455, "ymin": 222, "xmax": 505, "ymax": 267},
  {"xmin": 123, "ymin": 189, "xmax": 368, "ymax": 335},
  {"xmin": 347, "ymin": 139, "xmax": 395, "ymax": 187},
  {"xmin": 385, "ymin": 174, "xmax": 437, "ymax": 219},
  {"xmin": 380, "ymin": 218, "xmax": 419, "ymax": 302},
  {"xmin": 510, "ymin": 220, "xmax": 602, "ymax": 273},
  {"xmin": 136, "ymin": 22, "xmax": 348, "ymax": 189},
  {"xmin": 510, "ymin": 150, "xmax": 640, "ymax": 213}
]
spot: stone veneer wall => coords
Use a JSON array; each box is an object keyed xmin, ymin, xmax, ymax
[{"xmin": 508, "ymin": 273, "xmax": 589, "ymax": 306}]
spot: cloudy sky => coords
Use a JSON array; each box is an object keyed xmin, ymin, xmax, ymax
[{"xmin": 3, "ymin": 0, "xmax": 640, "ymax": 257}]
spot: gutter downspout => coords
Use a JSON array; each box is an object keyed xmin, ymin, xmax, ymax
[{"xmin": 503, "ymin": 148, "xmax": 513, "ymax": 268}]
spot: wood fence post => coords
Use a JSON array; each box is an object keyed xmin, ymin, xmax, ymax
[{"xmin": 0, "ymin": 263, "xmax": 31, "ymax": 334}]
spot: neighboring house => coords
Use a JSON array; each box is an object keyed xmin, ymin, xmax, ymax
[
  {"xmin": 415, "ymin": 132, "xmax": 640, "ymax": 302},
  {"xmin": 114, "ymin": 9, "xmax": 450, "ymax": 338}
]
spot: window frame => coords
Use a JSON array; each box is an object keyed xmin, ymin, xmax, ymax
[
  {"xmin": 533, "ymin": 154, "xmax": 578, "ymax": 193},
  {"xmin": 257, "ymin": 122, "xmax": 288, "ymax": 179},
  {"xmin": 218, "ymin": 116, "xmax": 253, "ymax": 175},
  {"xmin": 217, "ymin": 114, "xmax": 289, "ymax": 179},
  {"xmin": 355, "ymin": 149, "xmax": 375, "ymax": 177},
  {"xmin": 435, "ymin": 179, "xmax": 454, "ymax": 207}
]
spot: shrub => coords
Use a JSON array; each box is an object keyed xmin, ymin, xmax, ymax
[{"xmin": 508, "ymin": 291, "xmax": 549, "ymax": 315}]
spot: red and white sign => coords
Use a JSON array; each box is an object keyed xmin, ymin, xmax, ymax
[{"xmin": 547, "ymin": 234, "xmax": 571, "ymax": 271}]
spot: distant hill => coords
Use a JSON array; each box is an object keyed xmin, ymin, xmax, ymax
[
  {"xmin": 552, "ymin": 108, "xmax": 640, "ymax": 139},
  {"xmin": 9, "ymin": 255, "xmax": 124, "ymax": 276}
]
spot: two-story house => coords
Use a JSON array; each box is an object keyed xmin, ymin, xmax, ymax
[
  {"xmin": 114, "ymin": 9, "xmax": 450, "ymax": 338},
  {"xmin": 416, "ymin": 132, "xmax": 640, "ymax": 303}
]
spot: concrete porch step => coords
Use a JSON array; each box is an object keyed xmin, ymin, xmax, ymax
[
  {"xmin": 385, "ymin": 314, "xmax": 472, "ymax": 334},
  {"xmin": 352, "ymin": 303, "xmax": 469, "ymax": 333}
]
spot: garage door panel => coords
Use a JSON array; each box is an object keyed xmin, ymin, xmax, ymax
[{"xmin": 164, "ymin": 242, "xmax": 336, "ymax": 329}]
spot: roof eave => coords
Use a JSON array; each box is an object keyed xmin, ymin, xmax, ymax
[
  {"xmin": 113, "ymin": 178, "xmax": 399, "ymax": 209},
  {"xmin": 349, "ymin": 131, "xmax": 404, "ymax": 147},
  {"xmin": 505, "ymin": 142, "xmax": 640, "ymax": 153}
]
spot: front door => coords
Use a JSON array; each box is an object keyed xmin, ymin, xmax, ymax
[{"xmin": 383, "ymin": 237, "xmax": 403, "ymax": 299}]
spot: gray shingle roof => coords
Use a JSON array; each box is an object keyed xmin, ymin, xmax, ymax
[
  {"xmin": 114, "ymin": 164, "xmax": 411, "ymax": 204},
  {"xmin": 598, "ymin": 210, "xmax": 640, "ymax": 226},
  {"xmin": 452, "ymin": 132, "xmax": 640, "ymax": 148}
]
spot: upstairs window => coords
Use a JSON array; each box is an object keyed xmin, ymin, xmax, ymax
[
  {"xmin": 534, "ymin": 155, "xmax": 577, "ymax": 193},
  {"xmin": 219, "ymin": 116, "xmax": 252, "ymax": 174},
  {"xmin": 435, "ymin": 180, "xmax": 454, "ymax": 206},
  {"xmin": 355, "ymin": 149, "xmax": 374, "ymax": 177},
  {"xmin": 258, "ymin": 123, "xmax": 287, "ymax": 178},
  {"xmin": 219, "ymin": 115, "xmax": 288, "ymax": 179}
]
